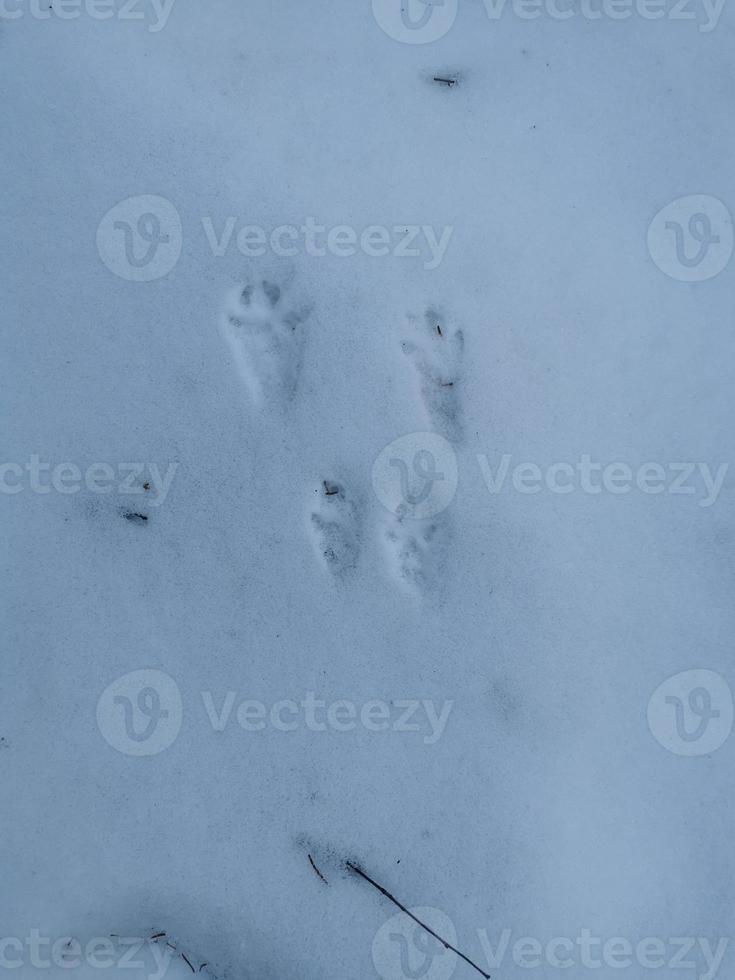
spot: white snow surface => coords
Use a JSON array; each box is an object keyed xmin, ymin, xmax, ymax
[{"xmin": 2, "ymin": 2, "xmax": 734, "ymax": 980}]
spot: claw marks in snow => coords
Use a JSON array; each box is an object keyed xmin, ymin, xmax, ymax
[{"xmin": 221, "ymin": 279, "xmax": 310, "ymax": 407}]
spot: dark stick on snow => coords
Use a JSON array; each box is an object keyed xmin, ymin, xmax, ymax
[
  {"xmin": 309, "ymin": 853, "xmax": 329, "ymax": 884},
  {"xmin": 182, "ymin": 953, "xmax": 195, "ymax": 973},
  {"xmin": 345, "ymin": 862, "xmax": 491, "ymax": 980},
  {"xmin": 434, "ymin": 77, "xmax": 456, "ymax": 86}
]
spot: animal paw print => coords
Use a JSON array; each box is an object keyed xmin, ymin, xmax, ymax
[
  {"xmin": 402, "ymin": 308, "xmax": 464, "ymax": 441},
  {"xmin": 309, "ymin": 480, "xmax": 361, "ymax": 578},
  {"xmin": 382, "ymin": 504, "xmax": 448, "ymax": 596},
  {"xmin": 221, "ymin": 279, "xmax": 310, "ymax": 407}
]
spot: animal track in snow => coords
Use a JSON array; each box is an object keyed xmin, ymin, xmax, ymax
[
  {"xmin": 381, "ymin": 504, "xmax": 449, "ymax": 596},
  {"xmin": 309, "ymin": 480, "xmax": 361, "ymax": 577},
  {"xmin": 221, "ymin": 279, "xmax": 309, "ymax": 407},
  {"xmin": 402, "ymin": 309, "xmax": 464, "ymax": 441}
]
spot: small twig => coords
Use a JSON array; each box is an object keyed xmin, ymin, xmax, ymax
[
  {"xmin": 433, "ymin": 76, "xmax": 456, "ymax": 86},
  {"xmin": 123, "ymin": 511, "xmax": 148, "ymax": 523},
  {"xmin": 309, "ymin": 853, "xmax": 329, "ymax": 884},
  {"xmin": 345, "ymin": 862, "xmax": 491, "ymax": 980},
  {"xmin": 150, "ymin": 933, "xmax": 166, "ymax": 941},
  {"xmin": 323, "ymin": 481, "xmax": 339, "ymax": 496},
  {"xmin": 182, "ymin": 953, "xmax": 195, "ymax": 973}
]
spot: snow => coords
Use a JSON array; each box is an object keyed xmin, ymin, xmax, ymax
[{"xmin": 2, "ymin": 2, "xmax": 734, "ymax": 979}]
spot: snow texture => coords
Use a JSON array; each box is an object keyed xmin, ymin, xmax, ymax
[{"xmin": 2, "ymin": 2, "xmax": 734, "ymax": 980}]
